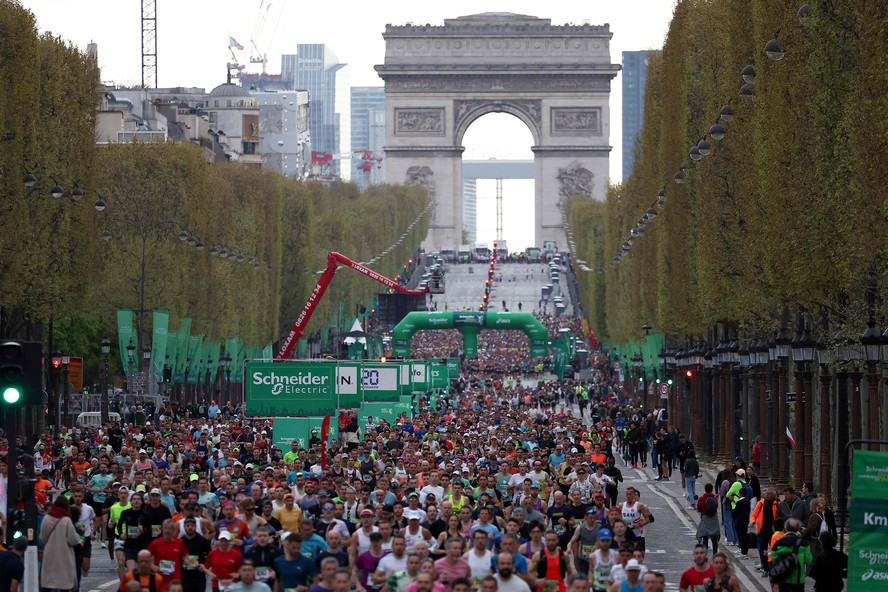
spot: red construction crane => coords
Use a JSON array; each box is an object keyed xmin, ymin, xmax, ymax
[{"xmin": 276, "ymin": 251, "xmax": 444, "ymax": 360}]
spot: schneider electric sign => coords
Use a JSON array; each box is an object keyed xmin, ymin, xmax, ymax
[
  {"xmin": 245, "ymin": 361, "xmax": 336, "ymax": 417},
  {"xmin": 848, "ymin": 449, "xmax": 888, "ymax": 590}
]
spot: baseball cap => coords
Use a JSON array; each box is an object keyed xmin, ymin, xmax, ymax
[
  {"xmin": 283, "ymin": 493, "xmax": 295, "ymax": 500},
  {"xmin": 218, "ymin": 531, "xmax": 233, "ymax": 540},
  {"xmin": 245, "ymin": 463, "xmax": 254, "ymax": 469},
  {"xmin": 407, "ymin": 510, "xmax": 421, "ymax": 521},
  {"xmin": 189, "ymin": 474, "xmax": 199, "ymax": 481},
  {"xmin": 119, "ymin": 486, "xmax": 130, "ymax": 493},
  {"xmin": 149, "ymin": 488, "xmax": 162, "ymax": 495},
  {"xmin": 736, "ymin": 469, "xmax": 746, "ymax": 477},
  {"xmin": 597, "ymin": 528, "xmax": 613, "ymax": 540},
  {"xmin": 360, "ymin": 508, "xmax": 374, "ymax": 516},
  {"xmin": 585, "ymin": 507, "xmax": 598, "ymax": 514},
  {"xmin": 626, "ymin": 559, "xmax": 641, "ymax": 571},
  {"xmin": 594, "ymin": 492, "xmax": 605, "ymax": 498},
  {"xmin": 135, "ymin": 485, "xmax": 147, "ymax": 493},
  {"xmin": 407, "ymin": 491, "xmax": 420, "ymax": 499}
]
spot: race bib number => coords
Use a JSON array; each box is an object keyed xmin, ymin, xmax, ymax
[
  {"xmin": 542, "ymin": 580, "xmax": 560, "ymax": 592},
  {"xmin": 553, "ymin": 523, "xmax": 564, "ymax": 534},
  {"xmin": 151, "ymin": 524, "xmax": 162, "ymax": 537},
  {"xmin": 219, "ymin": 579, "xmax": 234, "ymax": 592},
  {"xmin": 581, "ymin": 544, "xmax": 594, "ymax": 557},
  {"xmin": 472, "ymin": 576, "xmax": 484, "ymax": 592},
  {"xmin": 183, "ymin": 555, "xmax": 199, "ymax": 569},
  {"xmin": 127, "ymin": 526, "xmax": 141, "ymax": 539},
  {"xmin": 159, "ymin": 560, "xmax": 176, "ymax": 575},
  {"xmin": 255, "ymin": 567, "xmax": 271, "ymax": 581}
]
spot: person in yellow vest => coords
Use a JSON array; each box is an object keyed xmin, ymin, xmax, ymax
[{"xmin": 447, "ymin": 479, "xmax": 471, "ymax": 513}]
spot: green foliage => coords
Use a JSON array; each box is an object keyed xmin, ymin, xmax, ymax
[{"xmin": 570, "ymin": 0, "xmax": 888, "ymax": 344}]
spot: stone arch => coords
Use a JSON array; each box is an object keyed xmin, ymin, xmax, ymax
[
  {"xmin": 453, "ymin": 100, "xmax": 542, "ymax": 147},
  {"xmin": 377, "ymin": 13, "xmax": 620, "ymax": 250}
]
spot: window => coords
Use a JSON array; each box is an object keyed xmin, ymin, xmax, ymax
[
  {"xmin": 243, "ymin": 141, "xmax": 257, "ymax": 155},
  {"xmin": 208, "ymin": 112, "xmax": 217, "ymax": 124}
]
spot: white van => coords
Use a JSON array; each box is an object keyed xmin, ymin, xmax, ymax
[{"xmin": 76, "ymin": 412, "xmax": 121, "ymax": 428}]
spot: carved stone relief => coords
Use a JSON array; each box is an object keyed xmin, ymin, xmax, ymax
[
  {"xmin": 453, "ymin": 99, "xmax": 541, "ymax": 135},
  {"xmin": 404, "ymin": 165, "xmax": 436, "ymax": 199},
  {"xmin": 556, "ymin": 161, "xmax": 594, "ymax": 198},
  {"xmin": 551, "ymin": 107, "xmax": 602, "ymax": 135},
  {"xmin": 394, "ymin": 108, "xmax": 445, "ymax": 135},
  {"xmin": 385, "ymin": 75, "xmax": 611, "ymax": 93}
]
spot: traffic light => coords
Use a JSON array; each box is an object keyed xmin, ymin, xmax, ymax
[
  {"xmin": 379, "ymin": 356, "xmax": 387, "ymax": 363},
  {"xmin": 0, "ymin": 341, "xmax": 42, "ymax": 407},
  {"xmin": 9, "ymin": 508, "xmax": 25, "ymax": 540}
]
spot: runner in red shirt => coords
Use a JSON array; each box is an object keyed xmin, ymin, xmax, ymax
[
  {"xmin": 679, "ymin": 545, "xmax": 715, "ymax": 592},
  {"xmin": 205, "ymin": 530, "xmax": 242, "ymax": 591},
  {"xmin": 147, "ymin": 520, "xmax": 187, "ymax": 587}
]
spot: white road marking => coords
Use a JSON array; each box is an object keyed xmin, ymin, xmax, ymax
[{"xmin": 639, "ymin": 473, "xmax": 768, "ymax": 592}]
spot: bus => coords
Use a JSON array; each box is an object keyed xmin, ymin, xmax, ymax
[
  {"xmin": 473, "ymin": 242, "xmax": 490, "ymax": 262},
  {"xmin": 525, "ymin": 247, "xmax": 542, "ymax": 263}
]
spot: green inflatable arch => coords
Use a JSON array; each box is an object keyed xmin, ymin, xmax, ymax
[{"xmin": 391, "ymin": 311, "xmax": 550, "ymax": 359}]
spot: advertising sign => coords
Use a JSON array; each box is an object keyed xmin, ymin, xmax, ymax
[
  {"xmin": 65, "ymin": 356, "xmax": 84, "ymax": 392},
  {"xmin": 411, "ymin": 362, "xmax": 428, "ymax": 393},
  {"xmin": 360, "ymin": 364, "xmax": 401, "ymax": 403},
  {"xmin": 335, "ymin": 364, "xmax": 362, "ymax": 408},
  {"xmin": 245, "ymin": 361, "xmax": 336, "ymax": 417},
  {"xmin": 429, "ymin": 363, "xmax": 448, "ymax": 389},
  {"xmin": 446, "ymin": 358, "xmax": 461, "ymax": 378},
  {"xmin": 273, "ymin": 417, "xmax": 338, "ymax": 450},
  {"xmin": 360, "ymin": 402, "xmax": 397, "ymax": 427},
  {"xmin": 848, "ymin": 449, "xmax": 888, "ymax": 590},
  {"xmin": 453, "ymin": 312, "xmax": 484, "ymax": 326}
]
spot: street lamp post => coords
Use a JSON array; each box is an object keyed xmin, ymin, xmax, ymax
[
  {"xmin": 791, "ymin": 327, "xmax": 815, "ymax": 485},
  {"xmin": 100, "ymin": 337, "xmax": 112, "ymax": 424},
  {"xmin": 61, "ymin": 355, "xmax": 70, "ymax": 430},
  {"xmin": 219, "ymin": 354, "xmax": 230, "ymax": 405},
  {"xmin": 860, "ymin": 321, "xmax": 883, "ymax": 441},
  {"xmin": 51, "ymin": 348, "xmax": 63, "ymax": 432},
  {"xmin": 815, "ymin": 341, "xmax": 833, "ymax": 502},
  {"xmin": 126, "ymin": 339, "xmax": 135, "ymax": 394}
]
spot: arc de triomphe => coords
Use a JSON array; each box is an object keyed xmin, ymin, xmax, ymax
[{"xmin": 376, "ymin": 13, "xmax": 620, "ymax": 250}]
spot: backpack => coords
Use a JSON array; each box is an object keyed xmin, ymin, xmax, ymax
[
  {"xmin": 768, "ymin": 538, "xmax": 802, "ymax": 583},
  {"xmin": 742, "ymin": 482, "xmax": 754, "ymax": 499},
  {"xmin": 704, "ymin": 496, "xmax": 718, "ymax": 517}
]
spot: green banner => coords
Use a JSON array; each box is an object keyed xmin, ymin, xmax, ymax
[
  {"xmin": 186, "ymin": 335, "xmax": 204, "ymax": 384},
  {"xmin": 429, "ymin": 363, "xmax": 448, "ymax": 389},
  {"xmin": 116, "ymin": 309, "xmax": 134, "ymax": 371},
  {"xmin": 174, "ymin": 318, "xmax": 192, "ymax": 383},
  {"xmin": 360, "ymin": 402, "xmax": 397, "ymax": 427},
  {"xmin": 245, "ymin": 361, "xmax": 336, "ymax": 416},
  {"xmin": 446, "ymin": 358, "xmax": 461, "ymax": 378},
  {"xmin": 230, "ymin": 339, "xmax": 245, "ymax": 384},
  {"xmin": 848, "ymin": 449, "xmax": 888, "ymax": 589},
  {"xmin": 149, "ymin": 311, "xmax": 169, "ymax": 382},
  {"xmin": 272, "ymin": 417, "xmax": 338, "ymax": 450},
  {"xmin": 165, "ymin": 337, "xmax": 178, "ymax": 384}
]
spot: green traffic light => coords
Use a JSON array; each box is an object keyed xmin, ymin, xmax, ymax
[{"xmin": 2, "ymin": 386, "xmax": 21, "ymax": 404}]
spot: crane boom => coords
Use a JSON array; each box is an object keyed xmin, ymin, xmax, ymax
[{"xmin": 277, "ymin": 252, "xmax": 434, "ymax": 360}]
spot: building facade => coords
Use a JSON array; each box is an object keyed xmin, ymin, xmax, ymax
[
  {"xmin": 254, "ymin": 90, "xmax": 311, "ymax": 177},
  {"xmin": 282, "ymin": 45, "xmax": 349, "ymax": 176},
  {"xmin": 621, "ymin": 50, "xmax": 652, "ymax": 181},
  {"xmin": 350, "ymin": 87, "xmax": 386, "ymax": 187}
]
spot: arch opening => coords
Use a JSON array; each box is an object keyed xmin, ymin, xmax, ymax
[{"xmin": 461, "ymin": 112, "xmax": 536, "ymax": 251}]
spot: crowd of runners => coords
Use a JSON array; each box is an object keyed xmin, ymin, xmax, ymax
[{"xmin": 0, "ymin": 313, "xmax": 849, "ymax": 592}]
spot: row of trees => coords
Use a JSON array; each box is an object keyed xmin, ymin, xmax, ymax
[
  {"xmin": 0, "ymin": 1, "xmax": 429, "ymax": 370},
  {"xmin": 570, "ymin": 0, "xmax": 887, "ymax": 344}
]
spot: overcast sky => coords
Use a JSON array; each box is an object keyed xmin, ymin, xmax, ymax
[{"xmin": 26, "ymin": 0, "xmax": 675, "ymax": 248}]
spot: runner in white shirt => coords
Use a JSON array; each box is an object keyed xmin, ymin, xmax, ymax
[{"xmin": 373, "ymin": 534, "xmax": 409, "ymax": 584}]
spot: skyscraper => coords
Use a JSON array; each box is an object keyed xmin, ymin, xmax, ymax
[
  {"xmin": 622, "ymin": 50, "xmax": 653, "ymax": 181},
  {"xmin": 350, "ymin": 87, "xmax": 386, "ymax": 187},
  {"xmin": 281, "ymin": 45, "xmax": 349, "ymax": 176}
]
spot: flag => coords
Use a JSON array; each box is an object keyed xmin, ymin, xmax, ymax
[
  {"xmin": 786, "ymin": 426, "xmax": 796, "ymax": 449},
  {"xmin": 229, "ymin": 36, "xmax": 244, "ymax": 50},
  {"xmin": 312, "ymin": 152, "xmax": 332, "ymax": 166}
]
